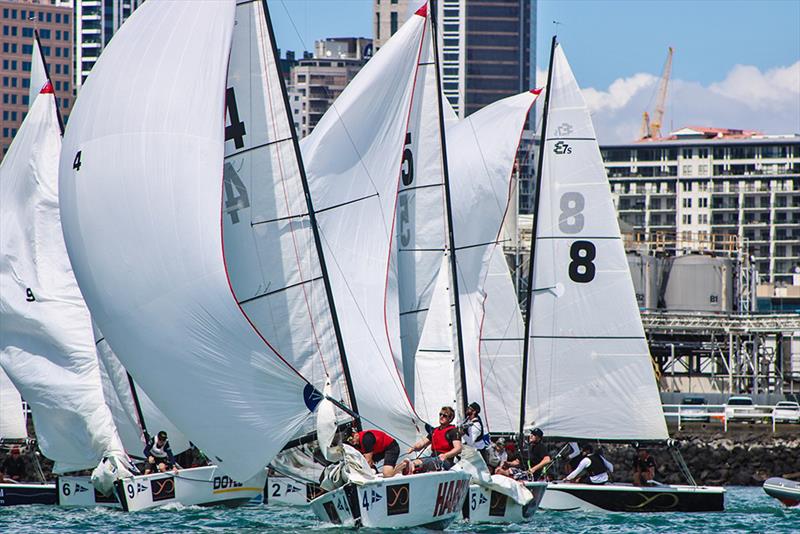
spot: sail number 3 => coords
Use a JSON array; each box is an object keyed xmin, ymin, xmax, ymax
[{"xmin": 559, "ymin": 192, "xmax": 595, "ymax": 283}]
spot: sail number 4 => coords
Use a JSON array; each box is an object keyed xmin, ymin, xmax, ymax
[{"xmin": 559, "ymin": 192, "xmax": 595, "ymax": 283}]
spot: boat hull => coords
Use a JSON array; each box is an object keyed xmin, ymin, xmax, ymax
[
  {"xmin": 540, "ymin": 482, "xmax": 725, "ymax": 512},
  {"xmin": 264, "ymin": 476, "xmax": 325, "ymax": 506},
  {"xmin": 309, "ymin": 471, "xmax": 470, "ymax": 528},
  {"xmin": 0, "ymin": 483, "xmax": 57, "ymax": 506},
  {"xmin": 57, "ymin": 476, "xmax": 120, "ymax": 507},
  {"xmin": 464, "ymin": 480, "xmax": 547, "ymax": 523},
  {"xmin": 763, "ymin": 477, "xmax": 800, "ymax": 507},
  {"xmin": 114, "ymin": 465, "xmax": 266, "ymax": 512}
]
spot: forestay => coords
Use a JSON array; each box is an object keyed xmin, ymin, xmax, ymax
[
  {"xmin": 395, "ymin": 5, "xmax": 448, "ymax": 400},
  {"xmin": 0, "ymin": 83, "xmax": 127, "ymax": 473},
  {"xmin": 525, "ymin": 44, "xmax": 668, "ymax": 441},
  {"xmin": 300, "ymin": 8, "xmax": 430, "ymax": 446},
  {"xmin": 59, "ymin": 0, "xmax": 317, "ymax": 480}
]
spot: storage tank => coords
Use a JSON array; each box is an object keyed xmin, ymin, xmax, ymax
[
  {"xmin": 663, "ymin": 254, "xmax": 734, "ymax": 312},
  {"xmin": 626, "ymin": 253, "xmax": 663, "ymax": 310}
]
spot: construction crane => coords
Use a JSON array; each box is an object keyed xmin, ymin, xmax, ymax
[{"xmin": 640, "ymin": 47, "xmax": 674, "ymax": 140}]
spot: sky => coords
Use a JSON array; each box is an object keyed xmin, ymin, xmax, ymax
[{"xmin": 270, "ymin": 0, "xmax": 800, "ymax": 143}]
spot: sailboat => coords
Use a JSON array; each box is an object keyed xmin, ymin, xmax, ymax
[
  {"xmin": 0, "ymin": 31, "xmax": 132, "ymax": 505},
  {"xmin": 59, "ymin": 0, "xmax": 467, "ymax": 526},
  {"xmin": 524, "ymin": 38, "xmax": 725, "ymax": 513}
]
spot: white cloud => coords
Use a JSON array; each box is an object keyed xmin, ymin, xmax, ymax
[{"xmin": 574, "ymin": 62, "xmax": 800, "ymax": 144}]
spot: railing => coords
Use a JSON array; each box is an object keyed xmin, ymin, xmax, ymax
[{"xmin": 662, "ymin": 403, "xmax": 798, "ymax": 432}]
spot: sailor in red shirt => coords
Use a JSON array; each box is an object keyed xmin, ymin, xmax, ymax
[
  {"xmin": 349, "ymin": 428, "xmax": 403, "ymax": 478},
  {"xmin": 407, "ymin": 406, "xmax": 463, "ymax": 473}
]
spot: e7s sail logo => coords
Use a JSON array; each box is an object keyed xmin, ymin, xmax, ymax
[{"xmin": 553, "ymin": 141, "xmax": 572, "ymax": 155}]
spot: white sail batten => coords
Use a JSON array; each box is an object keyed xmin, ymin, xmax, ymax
[
  {"xmin": 0, "ymin": 84, "xmax": 127, "ymax": 473},
  {"xmin": 396, "ymin": 9, "xmax": 448, "ymax": 399},
  {"xmin": 223, "ymin": 0, "xmax": 349, "ymax": 437},
  {"xmin": 448, "ymin": 91, "xmax": 537, "ymax": 428},
  {"xmin": 94, "ymin": 323, "xmax": 190, "ymax": 456},
  {"xmin": 525, "ymin": 44, "xmax": 668, "ymax": 441},
  {"xmin": 59, "ymin": 0, "xmax": 315, "ymax": 480},
  {"xmin": 300, "ymin": 10, "xmax": 430, "ymax": 446}
]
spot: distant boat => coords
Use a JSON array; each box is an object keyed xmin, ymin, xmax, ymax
[
  {"xmin": 524, "ymin": 37, "xmax": 724, "ymax": 513},
  {"xmin": 763, "ymin": 477, "xmax": 800, "ymax": 508}
]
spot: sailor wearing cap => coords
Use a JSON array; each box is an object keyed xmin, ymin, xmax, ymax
[{"xmin": 460, "ymin": 402, "xmax": 489, "ymax": 463}]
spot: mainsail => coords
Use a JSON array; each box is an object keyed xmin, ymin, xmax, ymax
[
  {"xmin": 523, "ymin": 42, "xmax": 668, "ymax": 441},
  {"xmin": 59, "ymin": 0, "xmax": 323, "ymax": 480},
  {"xmin": 0, "ymin": 81, "xmax": 128, "ymax": 473}
]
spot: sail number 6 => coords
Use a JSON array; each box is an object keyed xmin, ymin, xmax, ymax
[{"xmin": 559, "ymin": 192, "xmax": 596, "ymax": 283}]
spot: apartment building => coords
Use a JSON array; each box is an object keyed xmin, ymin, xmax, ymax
[
  {"xmin": 602, "ymin": 127, "xmax": 800, "ymax": 284},
  {"xmin": 1, "ymin": 0, "xmax": 72, "ymax": 157},
  {"xmin": 374, "ymin": 0, "xmax": 410, "ymax": 50}
]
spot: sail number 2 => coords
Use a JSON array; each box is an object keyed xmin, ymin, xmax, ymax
[{"xmin": 559, "ymin": 192, "xmax": 595, "ymax": 283}]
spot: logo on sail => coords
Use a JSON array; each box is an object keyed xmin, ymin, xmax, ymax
[
  {"xmin": 554, "ymin": 122, "xmax": 574, "ymax": 136},
  {"xmin": 432, "ymin": 479, "xmax": 468, "ymax": 517},
  {"xmin": 150, "ymin": 476, "xmax": 176, "ymax": 502},
  {"xmin": 386, "ymin": 483, "xmax": 409, "ymax": 515},
  {"xmin": 553, "ymin": 141, "xmax": 572, "ymax": 155}
]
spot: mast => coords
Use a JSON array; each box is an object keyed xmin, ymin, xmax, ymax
[
  {"xmin": 126, "ymin": 373, "xmax": 150, "ymax": 442},
  {"xmin": 429, "ymin": 0, "xmax": 468, "ymax": 417},
  {"xmin": 518, "ymin": 35, "xmax": 557, "ymax": 440},
  {"xmin": 261, "ymin": 1, "xmax": 360, "ymax": 426},
  {"xmin": 33, "ymin": 29, "xmax": 64, "ymax": 135}
]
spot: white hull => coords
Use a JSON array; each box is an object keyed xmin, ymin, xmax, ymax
[
  {"xmin": 57, "ymin": 476, "xmax": 119, "ymax": 507},
  {"xmin": 309, "ymin": 471, "xmax": 470, "ymax": 528},
  {"xmin": 464, "ymin": 481, "xmax": 547, "ymax": 523},
  {"xmin": 115, "ymin": 465, "xmax": 266, "ymax": 512},
  {"xmin": 540, "ymin": 482, "xmax": 725, "ymax": 512},
  {"xmin": 264, "ymin": 476, "xmax": 325, "ymax": 506}
]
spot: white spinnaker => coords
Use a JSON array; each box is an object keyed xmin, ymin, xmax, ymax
[
  {"xmin": 396, "ymin": 7, "xmax": 447, "ymax": 399},
  {"xmin": 0, "ymin": 366, "xmax": 26, "ymax": 440},
  {"xmin": 28, "ymin": 35, "xmax": 47, "ymax": 107},
  {"xmin": 448, "ymin": 91, "xmax": 537, "ymax": 427},
  {"xmin": 301, "ymin": 10, "xmax": 429, "ymax": 447},
  {"xmin": 222, "ymin": 1, "xmax": 348, "ymax": 437},
  {"xmin": 94, "ymin": 323, "xmax": 190, "ymax": 456},
  {"xmin": 0, "ymin": 84, "xmax": 127, "ymax": 473},
  {"xmin": 525, "ymin": 44, "xmax": 668, "ymax": 441},
  {"xmin": 59, "ymin": 0, "xmax": 314, "ymax": 480}
]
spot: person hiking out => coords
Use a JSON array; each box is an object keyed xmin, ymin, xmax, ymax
[
  {"xmin": 407, "ymin": 406, "xmax": 462, "ymax": 473},
  {"xmin": 349, "ymin": 428, "xmax": 403, "ymax": 478}
]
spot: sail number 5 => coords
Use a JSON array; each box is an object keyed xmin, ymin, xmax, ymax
[{"xmin": 559, "ymin": 192, "xmax": 595, "ymax": 283}]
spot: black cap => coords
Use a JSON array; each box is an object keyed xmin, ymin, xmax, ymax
[
  {"xmin": 468, "ymin": 402, "xmax": 481, "ymax": 414},
  {"xmin": 531, "ymin": 427, "xmax": 544, "ymax": 438},
  {"xmin": 157, "ymin": 431, "xmax": 168, "ymax": 440},
  {"xmin": 581, "ymin": 443, "xmax": 593, "ymax": 453}
]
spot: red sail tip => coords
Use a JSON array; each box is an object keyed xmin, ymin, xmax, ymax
[
  {"xmin": 415, "ymin": 3, "xmax": 428, "ymax": 17},
  {"xmin": 530, "ymin": 87, "xmax": 543, "ymax": 95},
  {"xmin": 40, "ymin": 81, "xmax": 54, "ymax": 94}
]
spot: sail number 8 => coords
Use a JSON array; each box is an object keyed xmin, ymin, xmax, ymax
[{"xmin": 560, "ymin": 192, "xmax": 595, "ymax": 283}]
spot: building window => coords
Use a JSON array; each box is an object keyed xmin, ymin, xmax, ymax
[
  {"xmin": 682, "ymin": 214, "xmax": 692, "ymax": 224},
  {"xmin": 682, "ymin": 165, "xmax": 692, "ymax": 175},
  {"xmin": 698, "ymin": 148, "xmax": 709, "ymax": 158},
  {"xmin": 682, "ymin": 198, "xmax": 692, "ymax": 208},
  {"xmin": 699, "ymin": 214, "xmax": 708, "ymax": 224},
  {"xmin": 682, "ymin": 148, "xmax": 692, "ymax": 158},
  {"xmin": 698, "ymin": 164, "xmax": 708, "ymax": 174},
  {"xmin": 698, "ymin": 197, "xmax": 708, "ymax": 208},
  {"xmin": 22, "ymin": 27, "xmax": 33, "ymax": 38},
  {"xmin": 390, "ymin": 12, "xmax": 398, "ymax": 35}
]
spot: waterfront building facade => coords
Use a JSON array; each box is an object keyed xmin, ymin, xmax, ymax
[
  {"xmin": 1, "ymin": 0, "xmax": 72, "ymax": 157},
  {"xmin": 374, "ymin": 0, "xmax": 410, "ymax": 51},
  {"xmin": 602, "ymin": 127, "xmax": 800, "ymax": 285}
]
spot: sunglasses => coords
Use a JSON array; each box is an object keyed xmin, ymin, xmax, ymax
[{"xmin": 439, "ymin": 413, "xmax": 450, "ymax": 418}]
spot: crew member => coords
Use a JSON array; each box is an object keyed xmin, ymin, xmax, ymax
[
  {"xmin": 524, "ymin": 428, "xmax": 551, "ymax": 480},
  {"xmin": 407, "ymin": 406, "xmax": 462, "ymax": 473},
  {"xmin": 460, "ymin": 402, "xmax": 488, "ymax": 463},
  {"xmin": 485, "ymin": 438, "xmax": 507, "ymax": 473},
  {"xmin": 1, "ymin": 446, "xmax": 27, "ymax": 482},
  {"xmin": 144, "ymin": 431, "xmax": 178, "ymax": 474},
  {"xmin": 632, "ymin": 447, "xmax": 656, "ymax": 486},
  {"xmin": 349, "ymin": 428, "xmax": 403, "ymax": 478},
  {"xmin": 564, "ymin": 444, "xmax": 614, "ymax": 485}
]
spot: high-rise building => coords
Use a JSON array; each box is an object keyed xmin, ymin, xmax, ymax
[
  {"xmin": 374, "ymin": 0, "xmax": 410, "ymax": 51},
  {"xmin": 1, "ymin": 0, "xmax": 73, "ymax": 158},
  {"xmin": 602, "ymin": 127, "xmax": 800, "ymax": 285},
  {"xmin": 74, "ymin": 0, "xmax": 143, "ymax": 92},
  {"xmin": 288, "ymin": 38, "xmax": 370, "ymax": 138}
]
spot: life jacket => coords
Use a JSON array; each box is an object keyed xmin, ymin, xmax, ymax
[
  {"xmin": 587, "ymin": 453, "xmax": 609, "ymax": 477},
  {"xmin": 431, "ymin": 425, "xmax": 456, "ymax": 454},
  {"xmin": 356, "ymin": 430, "xmax": 393, "ymax": 455},
  {"xmin": 150, "ymin": 439, "xmax": 169, "ymax": 459},
  {"xmin": 466, "ymin": 416, "xmax": 490, "ymax": 449}
]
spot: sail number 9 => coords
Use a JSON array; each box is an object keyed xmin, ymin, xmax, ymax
[{"xmin": 560, "ymin": 192, "xmax": 596, "ymax": 283}]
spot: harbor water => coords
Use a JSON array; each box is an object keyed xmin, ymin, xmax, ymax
[{"xmin": 0, "ymin": 486, "xmax": 796, "ymax": 533}]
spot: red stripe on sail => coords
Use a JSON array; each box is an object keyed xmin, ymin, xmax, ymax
[
  {"xmin": 40, "ymin": 81, "xmax": 54, "ymax": 94},
  {"xmin": 415, "ymin": 4, "xmax": 427, "ymax": 17}
]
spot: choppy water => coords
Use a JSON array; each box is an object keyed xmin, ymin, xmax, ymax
[{"xmin": 0, "ymin": 486, "xmax": 796, "ymax": 533}]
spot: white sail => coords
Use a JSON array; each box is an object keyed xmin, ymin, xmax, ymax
[
  {"xmin": 0, "ymin": 82, "xmax": 127, "ymax": 473},
  {"xmin": 0, "ymin": 366, "xmax": 26, "ymax": 440},
  {"xmin": 300, "ymin": 9, "xmax": 430, "ymax": 446},
  {"xmin": 28, "ymin": 34, "xmax": 47, "ymax": 107},
  {"xmin": 59, "ymin": 0, "xmax": 318, "ymax": 480},
  {"xmin": 448, "ymin": 91, "xmax": 538, "ymax": 425},
  {"xmin": 525, "ymin": 44, "xmax": 668, "ymax": 441},
  {"xmin": 396, "ymin": 5, "xmax": 448, "ymax": 398},
  {"xmin": 94, "ymin": 323, "xmax": 190, "ymax": 457}
]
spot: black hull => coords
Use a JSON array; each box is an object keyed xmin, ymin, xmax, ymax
[
  {"xmin": 544, "ymin": 483, "xmax": 725, "ymax": 512},
  {"xmin": 0, "ymin": 483, "xmax": 57, "ymax": 506}
]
